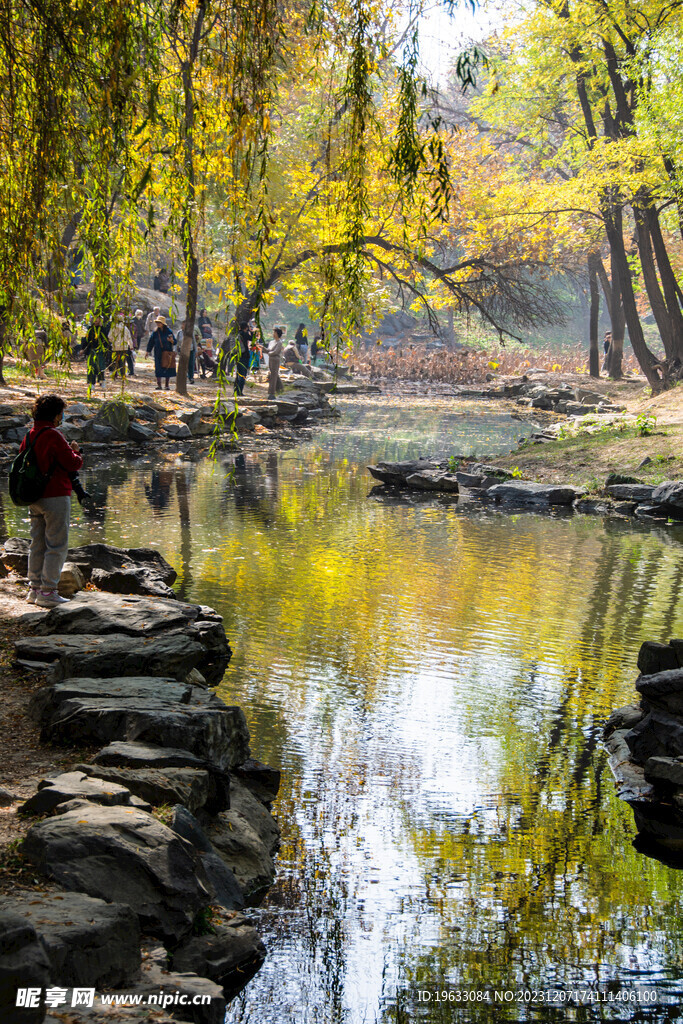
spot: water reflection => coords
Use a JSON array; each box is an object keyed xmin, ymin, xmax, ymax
[{"xmin": 3, "ymin": 399, "xmax": 683, "ymax": 1022}]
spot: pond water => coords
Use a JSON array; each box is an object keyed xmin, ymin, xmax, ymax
[{"xmin": 7, "ymin": 397, "xmax": 683, "ymax": 1023}]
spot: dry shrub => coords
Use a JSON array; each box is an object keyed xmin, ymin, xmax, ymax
[{"xmin": 353, "ymin": 344, "xmax": 640, "ymax": 383}]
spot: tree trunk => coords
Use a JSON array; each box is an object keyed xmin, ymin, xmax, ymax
[
  {"xmin": 603, "ymin": 202, "xmax": 661, "ymax": 388},
  {"xmin": 587, "ymin": 253, "xmax": 600, "ymax": 377},
  {"xmin": 633, "ymin": 204, "xmax": 675, "ymax": 358},
  {"xmin": 646, "ymin": 205, "xmax": 683, "ymax": 361},
  {"xmin": 175, "ymin": 2, "xmax": 206, "ymax": 397}
]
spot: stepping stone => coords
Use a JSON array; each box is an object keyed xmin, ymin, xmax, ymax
[
  {"xmin": 18, "ymin": 771, "xmax": 138, "ymax": 816},
  {"xmin": 21, "ymin": 802, "xmax": 210, "ymax": 945},
  {"xmin": 39, "ymin": 696, "xmax": 250, "ymax": 769},
  {"xmin": 76, "ymin": 764, "xmax": 212, "ymax": 814},
  {"xmin": 93, "ymin": 742, "xmax": 231, "ymax": 813},
  {"xmin": 486, "ymin": 481, "xmax": 581, "ymax": 505},
  {"xmin": 405, "ymin": 470, "xmax": 459, "ymax": 493},
  {"xmin": 4, "ymin": 892, "xmax": 140, "ymax": 988},
  {"xmin": 33, "ymin": 592, "xmax": 198, "ymax": 638},
  {"xmin": 15, "ymin": 633, "xmax": 207, "ymax": 682}
]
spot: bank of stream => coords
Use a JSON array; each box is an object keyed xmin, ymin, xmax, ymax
[{"xmin": 3, "ymin": 395, "xmax": 683, "ymax": 1022}]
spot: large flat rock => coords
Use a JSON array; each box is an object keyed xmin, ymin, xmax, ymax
[
  {"xmin": 15, "ymin": 633, "xmax": 207, "ymax": 682},
  {"xmin": 367, "ymin": 459, "xmax": 439, "ymax": 486},
  {"xmin": 605, "ymin": 483, "xmax": 656, "ymax": 502},
  {"xmin": 76, "ymin": 763, "xmax": 213, "ymax": 814},
  {"xmin": 19, "ymin": 771, "xmax": 140, "ymax": 816},
  {"xmin": 486, "ymin": 481, "xmax": 580, "ymax": 505},
  {"xmin": 21, "ymin": 802, "xmax": 210, "ymax": 944},
  {"xmin": 405, "ymin": 470, "xmax": 459, "ymax": 493},
  {"xmin": 92, "ymin": 741, "xmax": 231, "ymax": 813},
  {"xmin": 67, "ymin": 543, "xmax": 177, "ymax": 584},
  {"xmin": 4, "ymin": 892, "xmax": 140, "ymax": 988},
  {"xmin": 33, "ymin": 593, "xmax": 198, "ymax": 637},
  {"xmin": 40, "ymin": 696, "xmax": 250, "ymax": 769},
  {"xmin": 32, "ymin": 676, "xmax": 221, "ymax": 711}
]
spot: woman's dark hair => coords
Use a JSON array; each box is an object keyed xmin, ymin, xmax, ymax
[
  {"xmin": 32, "ymin": 394, "xmax": 65, "ymax": 422},
  {"xmin": 274, "ymin": 327, "xmax": 283, "ymax": 338}
]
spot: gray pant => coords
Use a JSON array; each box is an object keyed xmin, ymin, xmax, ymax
[
  {"xmin": 268, "ymin": 356, "xmax": 282, "ymax": 398},
  {"xmin": 28, "ymin": 495, "xmax": 72, "ymax": 590}
]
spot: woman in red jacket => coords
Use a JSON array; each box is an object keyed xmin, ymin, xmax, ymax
[{"xmin": 21, "ymin": 395, "xmax": 83, "ymax": 608}]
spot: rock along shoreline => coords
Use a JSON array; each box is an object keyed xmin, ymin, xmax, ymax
[
  {"xmin": 0, "ymin": 543, "xmax": 280, "ymax": 1024},
  {"xmin": 366, "ymin": 458, "xmax": 683, "ymax": 522}
]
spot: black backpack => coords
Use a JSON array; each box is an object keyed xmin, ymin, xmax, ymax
[{"xmin": 9, "ymin": 427, "xmax": 55, "ymax": 506}]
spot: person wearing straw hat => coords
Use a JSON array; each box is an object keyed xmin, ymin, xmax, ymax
[{"xmin": 146, "ymin": 314, "xmax": 176, "ymax": 390}]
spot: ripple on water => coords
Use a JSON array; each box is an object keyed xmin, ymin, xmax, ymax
[{"xmin": 3, "ymin": 400, "xmax": 683, "ymax": 1023}]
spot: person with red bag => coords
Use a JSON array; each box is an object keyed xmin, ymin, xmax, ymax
[{"xmin": 21, "ymin": 394, "xmax": 83, "ymax": 608}]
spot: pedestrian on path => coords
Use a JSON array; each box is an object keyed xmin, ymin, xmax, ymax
[
  {"xmin": 267, "ymin": 327, "xmax": 284, "ymax": 398},
  {"xmin": 146, "ymin": 314, "xmax": 176, "ymax": 390},
  {"xmin": 22, "ymin": 394, "xmax": 83, "ymax": 608}
]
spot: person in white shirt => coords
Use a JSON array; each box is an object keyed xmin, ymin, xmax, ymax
[
  {"xmin": 109, "ymin": 312, "xmax": 133, "ymax": 378},
  {"xmin": 144, "ymin": 306, "xmax": 160, "ymax": 344}
]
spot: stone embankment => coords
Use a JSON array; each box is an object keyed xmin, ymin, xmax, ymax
[
  {"xmin": 366, "ymin": 459, "xmax": 683, "ymax": 520},
  {"xmin": 604, "ymin": 639, "xmax": 683, "ymax": 865},
  {"xmin": 0, "ymin": 381, "xmax": 337, "ymax": 470},
  {"xmin": 0, "ymin": 544, "xmax": 280, "ymax": 1024}
]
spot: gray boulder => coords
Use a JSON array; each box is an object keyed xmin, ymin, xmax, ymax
[
  {"xmin": 201, "ymin": 784, "xmax": 278, "ymax": 903},
  {"xmin": 40, "ymin": 696, "xmax": 250, "ymax": 770},
  {"xmin": 625, "ymin": 708, "xmax": 683, "ymax": 763},
  {"xmin": 455, "ymin": 471, "xmax": 486, "ymax": 489},
  {"xmin": 171, "ymin": 806, "xmax": 244, "ymax": 911},
  {"xmin": 18, "ymin": 771, "xmax": 136, "ymax": 816},
  {"xmin": 651, "ymin": 480, "xmax": 683, "ymax": 511},
  {"xmin": 15, "ymin": 633, "xmax": 207, "ymax": 683},
  {"xmin": 0, "ymin": 786, "xmax": 16, "ymax": 806},
  {"xmin": 644, "ymin": 756, "xmax": 683, "ymax": 787},
  {"xmin": 605, "ymin": 483, "xmax": 655, "ymax": 502},
  {"xmin": 367, "ymin": 459, "xmax": 438, "ymax": 486},
  {"xmin": 26, "ymin": 592, "xmax": 231, "ymax": 685},
  {"xmin": 94, "ymin": 401, "xmax": 131, "ymax": 439},
  {"xmin": 85, "ymin": 423, "xmax": 114, "ymax": 443},
  {"xmin": 486, "ymin": 481, "xmax": 580, "ymax": 505},
  {"xmin": 128, "ymin": 421, "xmax": 156, "ymax": 443},
  {"xmin": 233, "ymin": 758, "xmax": 281, "ymax": 805},
  {"xmin": 178, "ymin": 409, "xmax": 203, "ymax": 431},
  {"xmin": 5, "ymin": 892, "xmax": 140, "ymax": 988},
  {"xmin": 33, "ymin": 592, "xmax": 193, "ymax": 637},
  {"xmin": 163, "ymin": 421, "xmax": 192, "ymax": 439},
  {"xmin": 21, "ymin": 802, "xmax": 210, "ymax": 944},
  {"xmin": 0, "ymin": 912, "xmax": 50, "ymax": 1024},
  {"xmin": 171, "ymin": 921, "xmax": 265, "ymax": 997},
  {"xmin": 228, "ymin": 777, "xmax": 280, "ymax": 854},
  {"xmin": 91, "ymin": 566, "xmax": 175, "ymax": 599},
  {"xmin": 2, "ymin": 536, "xmax": 29, "ymax": 574},
  {"xmin": 134, "ymin": 404, "xmax": 162, "ymax": 423},
  {"xmin": 66, "ymin": 544, "xmax": 177, "ymax": 585},
  {"xmin": 405, "ymin": 470, "xmax": 459, "ymax": 493},
  {"xmin": 92, "ymin": 741, "xmax": 231, "ymax": 813},
  {"xmin": 603, "ymin": 704, "xmax": 644, "ymax": 739},
  {"xmin": 65, "ymin": 403, "xmax": 91, "ymax": 418},
  {"xmin": 469, "ymin": 464, "xmax": 514, "ymax": 478},
  {"xmin": 127, "ymin": 961, "xmax": 224, "ymax": 1024},
  {"xmin": 77, "ymin": 764, "xmax": 212, "ymax": 814},
  {"xmin": 203, "ymin": 812, "xmax": 276, "ymax": 903},
  {"xmin": 636, "ymin": 668, "xmax": 683, "ymax": 714},
  {"xmin": 638, "ymin": 640, "xmax": 682, "ymax": 676},
  {"xmin": 33, "ymin": 675, "xmax": 214, "ymax": 706}
]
